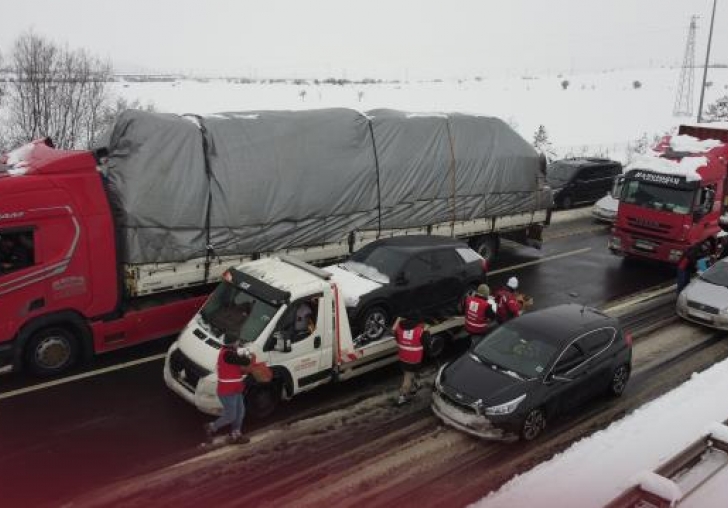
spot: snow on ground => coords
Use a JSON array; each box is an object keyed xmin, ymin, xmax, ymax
[
  {"xmin": 113, "ymin": 67, "xmax": 728, "ymax": 163},
  {"xmin": 474, "ymin": 355, "xmax": 728, "ymax": 508}
]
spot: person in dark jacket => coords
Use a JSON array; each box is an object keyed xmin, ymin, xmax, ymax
[
  {"xmin": 677, "ymin": 245, "xmax": 700, "ymax": 293},
  {"xmin": 0, "ymin": 235, "xmax": 32, "ymax": 273},
  {"xmin": 204, "ymin": 336, "xmax": 254, "ymax": 443}
]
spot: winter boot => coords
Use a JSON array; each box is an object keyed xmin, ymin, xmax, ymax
[
  {"xmin": 204, "ymin": 423, "xmax": 216, "ymax": 439},
  {"xmin": 229, "ymin": 431, "xmax": 249, "ymax": 444},
  {"xmin": 397, "ymin": 394, "xmax": 410, "ymax": 406}
]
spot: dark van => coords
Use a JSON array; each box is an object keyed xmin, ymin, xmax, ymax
[{"xmin": 547, "ymin": 158, "xmax": 622, "ymax": 209}]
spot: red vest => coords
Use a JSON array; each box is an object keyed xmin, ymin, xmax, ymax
[
  {"xmin": 465, "ymin": 295, "xmax": 492, "ymax": 334},
  {"xmin": 216, "ymin": 347, "xmax": 247, "ymax": 396},
  {"xmin": 395, "ymin": 323, "xmax": 425, "ymax": 365},
  {"xmin": 494, "ymin": 288, "xmax": 521, "ymax": 323}
]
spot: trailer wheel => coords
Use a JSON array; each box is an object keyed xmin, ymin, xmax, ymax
[
  {"xmin": 471, "ymin": 235, "xmax": 499, "ymax": 264},
  {"xmin": 247, "ymin": 381, "xmax": 281, "ymax": 420},
  {"xmin": 25, "ymin": 326, "xmax": 79, "ymax": 377}
]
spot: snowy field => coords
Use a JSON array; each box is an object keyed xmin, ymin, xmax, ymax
[
  {"xmin": 113, "ymin": 67, "xmax": 728, "ymax": 163},
  {"xmin": 476, "ymin": 351, "xmax": 728, "ymax": 508}
]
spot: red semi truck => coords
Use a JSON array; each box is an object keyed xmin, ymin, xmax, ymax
[
  {"xmin": 0, "ymin": 140, "xmax": 210, "ymax": 376},
  {"xmin": 609, "ymin": 124, "xmax": 728, "ymax": 264}
]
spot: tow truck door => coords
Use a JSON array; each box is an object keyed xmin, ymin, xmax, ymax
[{"xmin": 268, "ymin": 293, "xmax": 333, "ymax": 393}]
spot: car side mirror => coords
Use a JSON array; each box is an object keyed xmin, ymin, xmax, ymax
[{"xmin": 271, "ymin": 330, "xmax": 292, "ymax": 353}]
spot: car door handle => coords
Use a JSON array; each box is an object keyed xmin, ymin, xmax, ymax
[{"xmin": 313, "ymin": 336, "xmax": 321, "ymax": 348}]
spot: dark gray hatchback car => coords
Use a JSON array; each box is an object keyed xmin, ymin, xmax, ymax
[{"xmin": 432, "ymin": 304, "xmax": 632, "ymax": 441}]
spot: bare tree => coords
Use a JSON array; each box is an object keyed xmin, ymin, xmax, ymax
[{"xmin": 5, "ymin": 32, "xmax": 112, "ymax": 149}]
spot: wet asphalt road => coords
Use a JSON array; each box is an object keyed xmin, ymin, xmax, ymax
[{"xmin": 0, "ymin": 214, "xmax": 676, "ymax": 507}]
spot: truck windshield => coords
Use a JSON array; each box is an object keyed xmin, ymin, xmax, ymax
[
  {"xmin": 621, "ymin": 180, "xmax": 694, "ymax": 215},
  {"xmin": 199, "ymin": 282, "xmax": 280, "ymax": 343}
]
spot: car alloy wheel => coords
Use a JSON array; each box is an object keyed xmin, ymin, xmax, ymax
[
  {"xmin": 609, "ymin": 364, "xmax": 630, "ymax": 397},
  {"xmin": 362, "ymin": 306, "xmax": 389, "ymax": 341},
  {"xmin": 521, "ymin": 408, "xmax": 546, "ymax": 441}
]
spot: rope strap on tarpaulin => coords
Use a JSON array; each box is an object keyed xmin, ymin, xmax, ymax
[{"xmin": 367, "ymin": 119, "xmax": 383, "ymax": 237}]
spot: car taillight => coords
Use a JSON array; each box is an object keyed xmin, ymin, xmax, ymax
[
  {"xmin": 481, "ymin": 259, "xmax": 489, "ymax": 273},
  {"xmin": 222, "ymin": 270, "xmax": 233, "ymax": 283},
  {"xmin": 624, "ymin": 331, "xmax": 633, "ymax": 347}
]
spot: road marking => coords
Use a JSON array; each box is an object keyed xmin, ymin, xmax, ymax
[
  {"xmin": 0, "ymin": 247, "xmax": 592, "ymax": 399},
  {"xmin": 0, "ymin": 353, "xmax": 166, "ymax": 401},
  {"xmin": 489, "ymin": 247, "xmax": 592, "ymax": 275}
]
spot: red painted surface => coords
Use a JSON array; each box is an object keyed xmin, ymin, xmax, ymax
[
  {"xmin": 611, "ymin": 125, "xmax": 728, "ymax": 264},
  {"xmin": 0, "ymin": 142, "xmax": 207, "ymax": 370}
]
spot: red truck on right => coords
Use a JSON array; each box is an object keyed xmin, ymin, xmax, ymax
[{"xmin": 609, "ymin": 123, "xmax": 728, "ymax": 264}]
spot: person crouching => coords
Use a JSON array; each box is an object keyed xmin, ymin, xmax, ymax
[
  {"xmin": 393, "ymin": 313, "xmax": 429, "ymax": 405},
  {"xmin": 204, "ymin": 336, "xmax": 254, "ymax": 444},
  {"xmin": 464, "ymin": 284, "xmax": 498, "ymax": 343}
]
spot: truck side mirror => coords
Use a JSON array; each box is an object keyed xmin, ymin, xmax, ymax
[{"xmin": 270, "ymin": 331, "xmax": 292, "ymax": 353}]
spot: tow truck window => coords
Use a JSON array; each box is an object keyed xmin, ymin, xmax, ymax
[
  {"xmin": 199, "ymin": 283, "xmax": 279, "ymax": 343},
  {"xmin": 0, "ymin": 229, "xmax": 35, "ymax": 275},
  {"xmin": 622, "ymin": 180, "xmax": 693, "ymax": 214}
]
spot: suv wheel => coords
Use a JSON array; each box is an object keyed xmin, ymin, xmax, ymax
[{"xmin": 361, "ymin": 305, "xmax": 389, "ymax": 341}]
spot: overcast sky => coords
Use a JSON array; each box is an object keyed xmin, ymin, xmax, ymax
[{"xmin": 1, "ymin": 0, "xmax": 725, "ymax": 79}]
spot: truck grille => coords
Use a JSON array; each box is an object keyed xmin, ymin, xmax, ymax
[
  {"xmin": 627, "ymin": 217, "xmax": 671, "ymax": 234},
  {"xmin": 687, "ymin": 300, "xmax": 720, "ymax": 315},
  {"xmin": 169, "ymin": 349, "xmax": 210, "ymax": 391}
]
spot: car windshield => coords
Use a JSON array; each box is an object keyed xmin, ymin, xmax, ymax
[
  {"xmin": 346, "ymin": 246, "xmax": 409, "ymax": 281},
  {"xmin": 700, "ymin": 261, "xmax": 728, "ymax": 287},
  {"xmin": 199, "ymin": 282, "xmax": 280, "ymax": 342},
  {"xmin": 621, "ymin": 179, "xmax": 694, "ymax": 214},
  {"xmin": 472, "ymin": 325, "xmax": 558, "ymax": 378},
  {"xmin": 546, "ymin": 163, "xmax": 577, "ymax": 186}
]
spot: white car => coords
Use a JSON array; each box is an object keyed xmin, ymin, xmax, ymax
[
  {"xmin": 591, "ymin": 193, "xmax": 619, "ymax": 223},
  {"xmin": 676, "ymin": 258, "xmax": 728, "ymax": 330}
]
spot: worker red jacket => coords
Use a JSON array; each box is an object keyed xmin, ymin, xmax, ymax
[
  {"xmin": 395, "ymin": 322, "xmax": 425, "ymax": 365},
  {"xmin": 464, "ymin": 294, "xmax": 496, "ymax": 335},
  {"xmin": 493, "ymin": 288, "xmax": 521, "ymax": 323},
  {"xmin": 216, "ymin": 347, "xmax": 252, "ymax": 396}
]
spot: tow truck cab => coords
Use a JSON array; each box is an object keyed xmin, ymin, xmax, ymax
[
  {"xmin": 610, "ymin": 125, "xmax": 728, "ymax": 264},
  {"xmin": 164, "ymin": 256, "xmax": 405, "ymax": 416}
]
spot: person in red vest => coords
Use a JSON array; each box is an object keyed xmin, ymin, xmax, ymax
[
  {"xmin": 464, "ymin": 284, "xmax": 498, "ymax": 341},
  {"xmin": 493, "ymin": 276, "xmax": 522, "ymax": 324},
  {"xmin": 392, "ymin": 312, "xmax": 430, "ymax": 405},
  {"xmin": 204, "ymin": 336, "xmax": 254, "ymax": 443}
]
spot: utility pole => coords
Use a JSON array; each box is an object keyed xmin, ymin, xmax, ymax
[
  {"xmin": 674, "ymin": 16, "xmax": 697, "ymax": 117},
  {"xmin": 697, "ymin": 0, "xmax": 718, "ymax": 123}
]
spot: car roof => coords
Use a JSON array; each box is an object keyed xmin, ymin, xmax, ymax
[
  {"xmin": 549, "ymin": 157, "xmax": 621, "ymax": 168},
  {"xmin": 363, "ymin": 235, "xmax": 469, "ymax": 251},
  {"xmin": 508, "ymin": 303, "xmax": 619, "ymax": 347}
]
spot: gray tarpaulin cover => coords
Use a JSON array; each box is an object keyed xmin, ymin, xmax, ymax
[{"xmin": 103, "ymin": 108, "xmax": 547, "ymax": 264}]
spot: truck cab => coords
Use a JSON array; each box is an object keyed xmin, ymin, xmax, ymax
[
  {"xmin": 164, "ymin": 256, "xmax": 405, "ymax": 417},
  {"xmin": 609, "ymin": 126, "xmax": 728, "ymax": 264}
]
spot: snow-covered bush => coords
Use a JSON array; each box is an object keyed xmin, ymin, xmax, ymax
[{"xmin": 704, "ymin": 95, "xmax": 728, "ymax": 122}]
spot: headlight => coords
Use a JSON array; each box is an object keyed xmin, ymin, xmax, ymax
[
  {"xmin": 609, "ymin": 236, "xmax": 621, "ymax": 249},
  {"xmin": 668, "ymin": 249, "xmax": 683, "ymax": 262},
  {"xmin": 484, "ymin": 394, "xmax": 527, "ymax": 416}
]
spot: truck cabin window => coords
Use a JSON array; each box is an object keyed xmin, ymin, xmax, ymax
[
  {"xmin": 0, "ymin": 230, "xmax": 35, "ymax": 274},
  {"xmin": 621, "ymin": 180, "xmax": 693, "ymax": 214},
  {"xmin": 199, "ymin": 282, "xmax": 279, "ymax": 343}
]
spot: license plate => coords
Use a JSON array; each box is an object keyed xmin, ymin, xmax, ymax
[{"xmin": 634, "ymin": 239, "xmax": 655, "ymax": 251}]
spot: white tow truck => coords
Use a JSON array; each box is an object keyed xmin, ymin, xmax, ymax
[{"xmin": 164, "ymin": 255, "xmax": 465, "ymax": 417}]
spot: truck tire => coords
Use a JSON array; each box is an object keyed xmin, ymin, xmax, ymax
[
  {"xmin": 25, "ymin": 326, "xmax": 80, "ymax": 377},
  {"xmin": 471, "ymin": 235, "xmax": 499, "ymax": 264},
  {"xmin": 247, "ymin": 381, "xmax": 282, "ymax": 420},
  {"xmin": 360, "ymin": 305, "xmax": 390, "ymax": 341}
]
